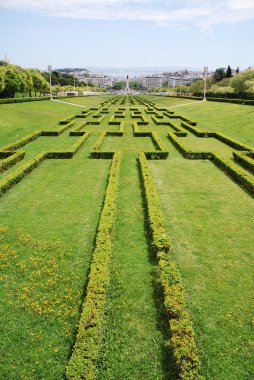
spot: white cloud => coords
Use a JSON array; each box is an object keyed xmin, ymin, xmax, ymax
[{"xmin": 0, "ymin": 0, "xmax": 254, "ymax": 30}]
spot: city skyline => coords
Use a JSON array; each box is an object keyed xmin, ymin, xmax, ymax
[{"xmin": 0, "ymin": 0, "xmax": 254, "ymax": 70}]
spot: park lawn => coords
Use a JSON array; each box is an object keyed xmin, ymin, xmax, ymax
[
  {"xmin": 58, "ymin": 94, "xmax": 112, "ymax": 107},
  {"xmin": 0, "ymin": 100, "xmax": 83, "ymax": 147},
  {"xmin": 0, "ymin": 136, "xmax": 111, "ymax": 379},
  {"xmin": 149, "ymin": 144, "xmax": 254, "ymax": 380},
  {"xmin": 97, "ymin": 149, "xmax": 176, "ymax": 380},
  {"xmin": 0, "ymin": 94, "xmax": 253, "ymax": 379},
  {"xmin": 151, "ymin": 96, "xmax": 254, "ymax": 147}
]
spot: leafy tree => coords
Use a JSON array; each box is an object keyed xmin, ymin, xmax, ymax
[
  {"xmin": 236, "ymin": 66, "xmax": 240, "ymax": 74},
  {"xmin": 231, "ymin": 69, "xmax": 254, "ymax": 94},
  {"xmin": 28, "ymin": 69, "xmax": 49, "ymax": 96},
  {"xmin": 129, "ymin": 81, "xmax": 144, "ymax": 90},
  {"xmin": 1, "ymin": 67, "xmax": 24, "ymax": 97},
  {"xmin": 112, "ymin": 81, "xmax": 126, "ymax": 90},
  {"xmin": 0, "ymin": 66, "xmax": 5, "ymax": 93},
  {"xmin": 213, "ymin": 68, "xmax": 226, "ymax": 82},
  {"xmin": 209, "ymin": 84, "xmax": 234, "ymax": 95}
]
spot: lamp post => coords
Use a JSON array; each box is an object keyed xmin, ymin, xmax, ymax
[
  {"xmin": 48, "ymin": 65, "xmax": 52, "ymax": 100},
  {"xmin": 203, "ymin": 66, "xmax": 208, "ymax": 101}
]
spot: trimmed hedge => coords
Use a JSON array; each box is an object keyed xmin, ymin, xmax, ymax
[
  {"xmin": 0, "ymin": 132, "xmax": 90, "ymax": 195},
  {"xmin": 212, "ymin": 153, "xmax": 254, "ymax": 197},
  {"xmin": 181, "ymin": 122, "xmax": 214, "ymax": 138},
  {"xmin": 46, "ymin": 132, "xmax": 90, "ymax": 159},
  {"xmin": 66, "ymin": 152, "xmax": 121, "ymax": 380},
  {"xmin": 139, "ymin": 152, "xmax": 203, "ymax": 380},
  {"xmin": 87, "ymin": 116, "xmax": 104, "ymax": 125},
  {"xmin": 106, "ymin": 122, "xmax": 124, "ymax": 136},
  {"xmin": 42, "ymin": 121, "xmax": 75, "ymax": 136},
  {"xmin": 133, "ymin": 123, "xmax": 168, "ymax": 159},
  {"xmin": 69, "ymin": 122, "xmax": 88, "ymax": 136},
  {"xmin": 59, "ymin": 115, "xmax": 76, "ymax": 125},
  {"xmin": 0, "ymin": 152, "xmax": 47, "ymax": 195},
  {"xmin": 0, "ymin": 151, "xmax": 25, "ymax": 173},
  {"xmin": 215, "ymin": 132, "xmax": 253, "ymax": 151},
  {"xmin": 168, "ymin": 132, "xmax": 254, "ymax": 197},
  {"xmin": 168, "ymin": 132, "xmax": 213, "ymax": 160},
  {"xmin": 181, "ymin": 122, "xmax": 253, "ymax": 151},
  {"xmin": 0, "ymin": 96, "xmax": 50, "ymax": 105},
  {"xmin": 233, "ymin": 151, "xmax": 254, "ymax": 174},
  {"xmin": 1, "ymin": 131, "xmax": 41, "ymax": 151}
]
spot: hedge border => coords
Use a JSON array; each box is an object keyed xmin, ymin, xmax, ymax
[
  {"xmin": 133, "ymin": 122, "xmax": 169, "ymax": 159},
  {"xmin": 233, "ymin": 151, "xmax": 254, "ymax": 174},
  {"xmin": 65, "ymin": 152, "xmax": 121, "ymax": 380},
  {"xmin": 168, "ymin": 132, "xmax": 254, "ymax": 197},
  {"xmin": 1, "ymin": 131, "xmax": 42, "ymax": 151},
  {"xmin": 180, "ymin": 121, "xmax": 254, "ymax": 152},
  {"xmin": 0, "ymin": 132, "xmax": 90, "ymax": 195},
  {"xmin": 139, "ymin": 152, "xmax": 203, "ymax": 380},
  {"xmin": 0, "ymin": 151, "xmax": 25, "ymax": 173}
]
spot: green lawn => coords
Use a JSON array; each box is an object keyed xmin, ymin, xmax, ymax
[{"xmin": 0, "ymin": 95, "xmax": 253, "ymax": 379}]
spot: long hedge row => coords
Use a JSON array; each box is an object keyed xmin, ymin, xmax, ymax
[
  {"xmin": 133, "ymin": 122, "xmax": 169, "ymax": 159},
  {"xmin": 168, "ymin": 132, "xmax": 254, "ymax": 197},
  {"xmin": 0, "ymin": 132, "xmax": 90, "ymax": 195},
  {"xmin": 168, "ymin": 132, "xmax": 212, "ymax": 160},
  {"xmin": 233, "ymin": 151, "xmax": 254, "ymax": 174},
  {"xmin": 180, "ymin": 121, "xmax": 253, "ymax": 151},
  {"xmin": 139, "ymin": 152, "xmax": 203, "ymax": 380},
  {"xmin": 1, "ymin": 131, "xmax": 41, "ymax": 151},
  {"xmin": 41, "ymin": 120, "xmax": 75, "ymax": 136},
  {"xmin": 0, "ymin": 151, "xmax": 25, "ymax": 173},
  {"xmin": 66, "ymin": 152, "xmax": 121, "ymax": 380}
]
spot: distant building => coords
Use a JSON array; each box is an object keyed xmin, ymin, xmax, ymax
[{"xmin": 142, "ymin": 75, "xmax": 165, "ymax": 88}]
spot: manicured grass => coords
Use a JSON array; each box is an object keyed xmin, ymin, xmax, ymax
[
  {"xmin": 0, "ymin": 100, "xmax": 81, "ymax": 146},
  {"xmin": 149, "ymin": 145, "xmax": 254, "ymax": 380},
  {"xmin": 97, "ymin": 150, "xmax": 176, "ymax": 379},
  {"xmin": 0, "ymin": 137, "xmax": 111, "ymax": 378},
  {"xmin": 0, "ymin": 94, "xmax": 253, "ymax": 379}
]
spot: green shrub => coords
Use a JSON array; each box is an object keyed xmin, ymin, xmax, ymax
[
  {"xmin": 233, "ymin": 151, "xmax": 254, "ymax": 174},
  {"xmin": 1, "ymin": 131, "xmax": 41, "ymax": 151},
  {"xmin": 59, "ymin": 115, "xmax": 76, "ymax": 125},
  {"xmin": 139, "ymin": 153, "xmax": 203, "ymax": 380},
  {"xmin": 0, "ymin": 151, "xmax": 25, "ymax": 173},
  {"xmin": 66, "ymin": 152, "xmax": 121, "ymax": 380}
]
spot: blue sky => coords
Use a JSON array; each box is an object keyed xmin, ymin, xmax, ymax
[{"xmin": 0, "ymin": 0, "xmax": 253, "ymax": 71}]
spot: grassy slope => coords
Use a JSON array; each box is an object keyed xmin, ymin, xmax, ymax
[
  {"xmin": 0, "ymin": 95, "xmax": 254, "ymax": 379},
  {"xmin": 149, "ymin": 143, "xmax": 254, "ymax": 380},
  {"xmin": 0, "ymin": 136, "xmax": 111, "ymax": 379},
  {"xmin": 97, "ymin": 126, "xmax": 176, "ymax": 379}
]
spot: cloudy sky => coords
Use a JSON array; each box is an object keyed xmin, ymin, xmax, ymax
[{"xmin": 0, "ymin": 0, "xmax": 253, "ymax": 70}]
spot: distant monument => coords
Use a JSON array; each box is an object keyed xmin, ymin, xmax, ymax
[{"xmin": 125, "ymin": 75, "xmax": 130, "ymax": 93}]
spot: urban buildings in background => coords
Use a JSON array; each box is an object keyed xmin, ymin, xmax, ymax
[{"xmin": 56, "ymin": 68, "xmax": 212, "ymax": 89}]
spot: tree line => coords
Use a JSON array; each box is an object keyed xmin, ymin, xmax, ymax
[{"xmin": 0, "ymin": 62, "xmax": 105, "ymax": 98}]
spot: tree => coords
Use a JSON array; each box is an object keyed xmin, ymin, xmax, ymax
[
  {"xmin": 28, "ymin": 69, "xmax": 49, "ymax": 96},
  {"xmin": 226, "ymin": 65, "xmax": 232, "ymax": 78},
  {"xmin": 236, "ymin": 66, "xmax": 240, "ymax": 74},
  {"xmin": 213, "ymin": 68, "xmax": 226, "ymax": 82},
  {"xmin": 1, "ymin": 67, "xmax": 24, "ymax": 97},
  {"xmin": 209, "ymin": 84, "xmax": 234, "ymax": 95},
  {"xmin": 231, "ymin": 69, "xmax": 254, "ymax": 94},
  {"xmin": 112, "ymin": 81, "xmax": 126, "ymax": 90},
  {"xmin": 0, "ymin": 66, "xmax": 5, "ymax": 93}
]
